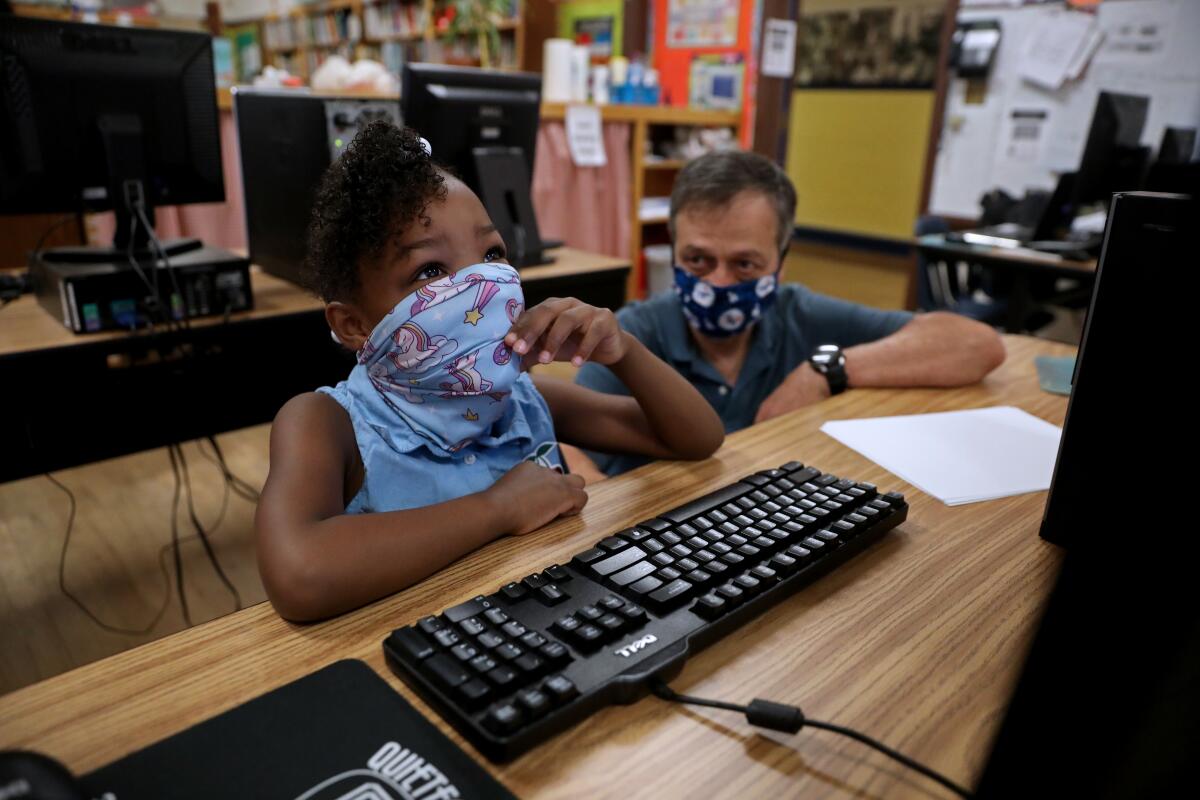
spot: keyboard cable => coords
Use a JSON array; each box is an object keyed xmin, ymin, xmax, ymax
[{"xmin": 650, "ymin": 680, "xmax": 972, "ymax": 799}]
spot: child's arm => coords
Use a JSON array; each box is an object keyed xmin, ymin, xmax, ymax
[
  {"xmin": 256, "ymin": 393, "xmax": 587, "ymax": 622},
  {"xmin": 505, "ymin": 298, "xmax": 724, "ymax": 461}
]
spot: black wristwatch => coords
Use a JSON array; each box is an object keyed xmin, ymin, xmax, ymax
[{"xmin": 810, "ymin": 344, "xmax": 848, "ymax": 396}]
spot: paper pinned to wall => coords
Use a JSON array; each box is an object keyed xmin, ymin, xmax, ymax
[
  {"xmin": 762, "ymin": 18, "xmax": 798, "ymax": 79},
  {"xmin": 1000, "ymin": 108, "xmax": 1049, "ymax": 165},
  {"xmin": 565, "ymin": 105, "xmax": 608, "ymax": 168},
  {"xmin": 1019, "ymin": 9, "xmax": 1096, "ymax": 91}
]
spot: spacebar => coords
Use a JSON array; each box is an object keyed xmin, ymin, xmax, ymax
[{"xmin": 659, "ymin": 482, "xmax": 754, "ymax": 523}]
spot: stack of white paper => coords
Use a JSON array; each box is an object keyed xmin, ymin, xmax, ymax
[{"xmin": 820, "ymin": 406, "xmax": 1063, "ymax": 506}]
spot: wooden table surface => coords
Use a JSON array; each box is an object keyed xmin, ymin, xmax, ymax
[
  {"xmin": 0, "ymin": 248, "xmax": 629, "ymax": 358},
  {"xmin": 0, "ymin": 335, "xmax": 1074, "ymax": 799}
]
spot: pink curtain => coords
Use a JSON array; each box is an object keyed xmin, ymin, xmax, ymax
[
  {"xmin": 88, "ymin": 112, "xmax": 247, "ymax": 252},
  {"xmin": 532, "ymin": 121, "xmax": 631, "ymax": 260}
]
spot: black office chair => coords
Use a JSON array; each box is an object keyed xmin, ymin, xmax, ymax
[{"xmin": 915, "ymin": 215, "xmax": 1009, "ymax": 326}]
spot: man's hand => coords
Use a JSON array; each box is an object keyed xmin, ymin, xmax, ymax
[{"xmin": 754, "ymin": 362, "xmax": 832, "ymax": 424}]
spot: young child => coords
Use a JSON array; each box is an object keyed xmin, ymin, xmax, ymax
[{"xmin": 255, "ymin": 122, "xmax": 724, "ymax": 621}]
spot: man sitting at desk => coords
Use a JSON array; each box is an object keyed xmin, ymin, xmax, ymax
[{"xmin": 571, "ymin": 150, "xmax": 1006, "ymax": 478}]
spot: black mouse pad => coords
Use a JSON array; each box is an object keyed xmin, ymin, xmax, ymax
[{"xmin": 82, "ymin": 659, "xmax": 516, "ymax": 799}]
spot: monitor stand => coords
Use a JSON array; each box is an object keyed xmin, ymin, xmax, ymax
[{"xmin": 472, "ymin": 146, "xmax": 556, "ymax": 268}]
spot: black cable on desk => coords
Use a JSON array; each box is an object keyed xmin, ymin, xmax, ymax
[{"xmin": 650, "ymin": 680, "xmax": 973, "ymax": 799}]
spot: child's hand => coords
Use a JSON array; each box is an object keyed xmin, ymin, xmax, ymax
[
  {"xmin": 488, "ymin": 461, "xmax": 588, "ymax": 535},
  {"xmin": 503, "ymin": 298, "xmax": 630, "ymax": 369}
]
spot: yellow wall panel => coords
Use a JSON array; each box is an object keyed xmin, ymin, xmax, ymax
[{"xmin": 786, "ymin": 90, "xmax": 934, "ymax": 241}]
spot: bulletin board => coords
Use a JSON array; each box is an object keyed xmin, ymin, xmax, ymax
[{"xmin": 929, "ymin": 0, "xmax": 1200, "ymax": 220}]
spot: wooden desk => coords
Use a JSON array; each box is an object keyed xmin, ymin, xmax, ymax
[
  {"xmin": 916, "ymin": 234, "xmax": 1096, "ymax": 333},
  {"xmin": 0, "ymin": 248, "xmax": 629, "ymax": 482},
  {"xmin": 0, "ymin": 335, "xmax": 1072, "ymax": 797}
]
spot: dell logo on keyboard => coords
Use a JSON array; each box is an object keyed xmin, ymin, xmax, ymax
[{"xmin": 615, "ymin": 634, "xmax": 658, "ymax": 658}]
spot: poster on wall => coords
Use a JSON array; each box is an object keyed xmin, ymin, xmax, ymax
[
  {"xmin": 794, "ymin": 4, "xmax": 943, "ymax": 89},
  {"xmin": 668, "ymin": 0, "xmax": 740, "ymax": 49}
]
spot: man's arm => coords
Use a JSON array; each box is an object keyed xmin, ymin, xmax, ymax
[{"xmin": 755, "ymin": 312, "xmax": 1005, "ymax": 423}]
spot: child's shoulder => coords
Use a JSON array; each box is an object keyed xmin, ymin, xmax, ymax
[{"xmin": 272, "ymin": 391, "xmax": 358, "ymax": 458}]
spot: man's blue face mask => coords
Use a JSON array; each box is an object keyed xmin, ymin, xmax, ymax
[
  {"xmin": 356, "ymin": 262, "xmax": 525, "ymax": 453},
  {"xmin": 672, "ymin": 265, "xmax": 780, "ymax": 337}
]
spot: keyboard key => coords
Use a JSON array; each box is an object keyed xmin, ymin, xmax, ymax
[
  {"xmin": 710, "ymin": 541, "xmax": 732, "ymax": 555},
  {"xmin": 539, "ymin": 585, "xmax": 567, "ymax": 605},
  {"xmin": 650, "ymin": 552, "xmax": 675, "ymax": 567},
  {"xmin": 484, "ymin": 608, "xmax": 509, "ymax": 625},
  {"xmin": 544, "ymin": 563, "xmax": 571, "ymax": 582},
  {"xmin": 514, "ymin": 653, "xmax": 544, "ymax": 675},
  {"xmin": 751, "ymin": 536, "xmax": 774, "ymax": 549},
  {"xmin": 522, "ymin": 573, "xmax": 548, "ymax": 591},
  {"xmin": 599, "ymin": 536, "xmax": 627, "ymax": 552},
  {"xmin": 742, "ymin": 474, "xmax": 770, "ymax": 486},
  {"xmin": 693, "ymin": 593, "xmax": 726, "ymax": 620},
  {"xmin": 770, "ymin": 553, "xmax": 798, "ymax": 574},
  {"xmin": 801, "ymin": 537, "xmax": 827, "ymax": 554},
  {"xmin": 736, "ymin": 496, "xmax": 756, "ymax": 510},
  {"xmin": 424, "ymin": 653, "xmax": 470, "ymax": 689},
  {"xmin": 733, "ymin": 574, "xmax": 762, "ymax": 593},
  {"xmin": 592, "ymin": 546, "xmax": 648, "ymax": 577},
  {"xmin": 788, "ymin": 466, "xmax": 819, "ymax": 483},
  {"xmin": 577, "ymin": 606, "xmax": 603, "ymax": 621},
  {"xmin": 521, "ymin": 631, "xmax": 548, "ymax": 649},
  {"xmin": 478, "ymin": 631, "xmax": 506, "ymax": 649},
  {"xmin": 613, "ymin": 561, "xmax": 657, "ymax": 586},
  {"xmin": 660, "ymin": 531, "xmax": 682, "ymax": 545},
  {"xmin": 706, "ymin": 560, "xmax": 729, "ymax": 577},
  {"xmin": 553, "ymin": 616, "xmax": 580, "ymax": 635},
  {"xmin": 628, "ymin": 575, "xmax": 664, "ymax": 595},
  {"xmin": 729, "ymin": 517, "xmax": 752, "ymax": 530},
  {"xmin": 483, "ymin": 702, "xmax": 523, "ymax": 734},
  {"xmin": 517, "ymin": 688, "xmax": 551, "ymax": 718},
  {"xmin": 669, "ymin": 544, "xmax": 692, "ymax": 559},
  {"xmin": 686, "ymin": 569, "xmax": 712, "ymax": 584},
  {"xmin": 720, "ymin": 552, "xmax": 745, "ymax": 566},
  {"xmin": 721, "ymin": 503, "xmax": 742, "ymax": 517},
  {"xmin": 649, "ymin": 579, "xmax": 695, "ymax": 607},
  {"xmin": 598, "ymin": 595, "xmax": 624, "ymax": 611},
  {"xmin": 831, "ymin": 521, "xmax": 854, "ymax": 536},
  {"xmin": 543, "ymin": 674, "xmax": 579, "ymax": 704},
  {"xmin": 770, "ymin": 512, "xmax": 790, "ymax": 525},
  {"xmin": 748, "ymin": 508, "xmax": 768, "ymax": 520},
  {"xmin": 675, "ymin": 558, "xmax": 699, "ymax": 572},
  {"xmin": 451, "ymin": 643, "xmax": 478, "ymax": 662},
  {"xmin": 726, "ymin": 533, "xmax": 748, "ymax": 547},
  {"xmin": 458, "ymin": 681, "xmax": 499, "ymax": 715},
  {"xmin": 706, "ymin": 509, "xmax": 728, "ymax": 523},
  {"xmin": 389, "ymin": 628, "xmax": 434, "ymax": 661},
  {"xmin": 487, "ymin": 664, "xmax": 518, "ymax": 688},
  {"xmin": 444, "ymin": 598, "xmax": 487, "ymax": 624},
  {"xmin": 676, "ymin": 523, "xmax": 699, "ymax": 537},
  {"xmin": 693, "ymin": 517, "xmax": 714, "ymax": 531},
  {"xmin": 575, "ymin": 624, "xmax": 604, "ymax": 645},
  {"xmin": 780, "ymin": 460, "xmax": 804, "ymax": 471},
  {"xmin": 686, "ymin": 535, "xmax": 708, "ymax": 550},
  {"xmin": 433, "ymin": 629, "xmax": 460, "ymax": 649},
  {"xmin": 737, "ymin": 544, "xmax": 761, "ymax": 557},
  {"xmin": 637, "ymin": 518, "xmax": 672, "ymax": 531},
  {"xmin": 469, "ymin": 654, "xmax": 497, "ymax": 674},
  {"xmin": 572, "ymin": 547, "xmax": 606, "ymax": 566},
  {"xmin": 857, "ymin": 506, "xmax": 880, "ymax": 519},
  {"xmin": 776, "ymin": 478, "xmax": 796, "ymax": 491},
  {"xmin": 618, "ymin": 603, "xmax": 647, "ymax": 622},
  {"xmin": 502, "ymin": 621, "xmax": 528, "ymax": 638},
  {"xmin": 715, "ymin": 583, "xmax": 744, "ymax": 604},
  {"xmin": 657, "ymin": 567, "xmax": 682, "ymax": 581},
  {"xmin": 598, "ymin": 613, "xmax": 624, "ymax": 633},
  {"xmin": 786, "ymin": 544, "xmax": 813, "ymax": 561},
  {"xmin": 834, "ymin": 478, "xmax": 856, "ymax": 491},
  {"xmin": 693, "ymin": 549, "xmax": 716, "ymax": 563},
  {"xmin": 616, "ymin": 527, "xmax": 654, "ymax": 543},
  {"xmin": 763, "ymin": 485, "xmax": 783, "ymax": 498},
  {"xmin": 815, "ymin": 473, "xmax": 838, "ymax": 486},
  {"xmin": 750, "ymin": 565, "xmax": 779, "ymax": 584},
  {"xmin": 643, "ymin": 538, "xmax": 666, "ymax": 553},
  {"xmin": 417, "ymin": 616, "xmax": 444, "ymax": 635},
  {"xmin": 459, "ymin": 617, "xmax": 486, "ymax": 636},
  {"xmin": 496, "ymin": 643, "xmax": 523, "ymax": 661},
  {"xmin": 540, "ymin": 642, "xmax": 569, "ymax": 663}
]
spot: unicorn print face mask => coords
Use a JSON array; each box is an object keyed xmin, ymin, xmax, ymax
[{"xmin": 357, "ymin": 262, "xmax": 525, "ymax": 453}]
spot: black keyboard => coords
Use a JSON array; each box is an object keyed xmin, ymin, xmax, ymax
[{"xmin": 383, "ymin": 461, "xmax": 908, "ymax": 762}]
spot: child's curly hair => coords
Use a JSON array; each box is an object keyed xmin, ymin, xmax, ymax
[{"xmin": 305, "ymin": 122, "xmax": 447, "ymax": 302}]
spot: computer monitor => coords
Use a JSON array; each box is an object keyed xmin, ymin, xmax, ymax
[
  {"xmin": 975, "ymin": 192, "xmax": 1198, "ymax": 798},
  {"xmin": 0, "ymin": 16, "xmax": 223, "ymax": 257},
  {"xmin": 1072, "ymin": 91, "xmax": 1150, "ymax": 207},
  {"xmin": 401, "ymin": 63, "xmax": 554, "ymax": 266},
  {"xmin": 1157, "ymin": 126, "xmax": 1197, "ymax": 164},
  {"xmin": 233, "ymin": 90, "xmax": 401, "ymax": 287}
]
